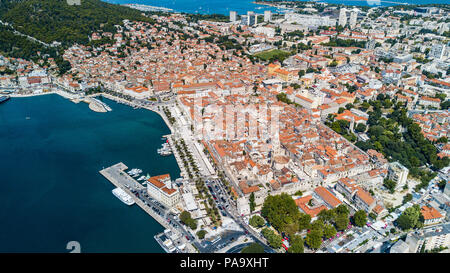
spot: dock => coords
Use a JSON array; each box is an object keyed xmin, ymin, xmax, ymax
[{"xmin": 99, "ymin": 163, "xmax": 177, "ymax": 234}]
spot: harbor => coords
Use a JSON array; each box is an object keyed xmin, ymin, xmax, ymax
[{"xmin": 99, "ymin": 162, "xmax": 196, "ymax": 253}]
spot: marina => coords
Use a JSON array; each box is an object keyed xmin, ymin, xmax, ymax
[
  {"xmin": 0, "ymin": 94, "xmax": 178, "ymax": 252},
  {"xmin": 157, "ymin": 142, "xmax": 173, "ymax": 156}
]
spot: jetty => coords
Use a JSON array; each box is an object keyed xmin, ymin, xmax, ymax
[{"xmin": 99, "ymin": 163, "xmax": 178, "ymax": 234}]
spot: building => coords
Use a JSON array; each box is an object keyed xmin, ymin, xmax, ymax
[
  {"xmin": 240, "ymin": 15, "xmax": 248, "ymax": 26},
  {"xmin": 388, "ymin": 162, "xmax": 409, "ymax": 190},
  {"xmin": 237, "ymin": 196, "xmax": 250, "ymax": 216},
  {"xmin": 339, "ymin": 8, "xmax": 347, "ymax": 27},
  {"xmin": 230, "ymin": 11, "xmax": 237, "ymax": 22},
  {"xmin": 264, "ymin": 10, "xmax": 272, "ymax": 22},
  {"xmin": 66, "ymin": 0, "xmax": 81, "ymax": 5},
  {"xmin": 420, "ymin": 223, "xmax": 450, "ymax": 251},
  {"xmin": 349, "ymin": 11, "xmax": 358, "ymax": 28},
  {"xmin": 429, "ymin": 44, "xmax": 446, "ymax": 60},
  {"xmin": 247, "ymin": 11, "xmax": 257, "ymax": 26},
  {"xmin": 390, "ymin": 239, "xmax": 410, "ymax": 253},
  {"xmin": 313, "ymin": 186, "xmax": 342, "ymax": 209},
  {"xmin": 146, "ymin": 174, "xmax": 181, "ymax": 208},
  {"xmin": 421, "ymin": 206, "xmax": 444, "ymax": 226}
]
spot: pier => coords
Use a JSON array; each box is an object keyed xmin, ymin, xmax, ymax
[
  {"xmin": 100, "ymin": 163, "xmax": 175, "ymax": 233},
  {"xmin": 100, "ymin": 162, "xmax": 197, "ymax": 253}
]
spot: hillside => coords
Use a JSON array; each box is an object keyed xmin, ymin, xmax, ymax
[{"xmin": 0, "ymin": 0, "xmax": 154, "ymax": 46}]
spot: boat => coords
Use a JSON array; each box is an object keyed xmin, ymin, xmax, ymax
[
  {"xmin": 127, "ymin": 168, "xmax": 142, "ymax": 176},
  {"xmin": 137, "ymin": 176, "xmax": 146, "ymax": 181},
  {"xmin": 157, "ymin": 142, "xmax": 173, "ymax": 156},
  {"xmin": 0, "ymin": 95, "xmax": 10, "ymax": 104},
  {"xmin": 112, "ymin": 187, "xmax": 135, "ymax": 205}
]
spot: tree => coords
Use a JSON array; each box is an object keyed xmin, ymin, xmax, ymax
[
  {"xmin": 288, "ymin": 235, "xmax": 304, "ymax": 253},
  {"xmin": 261, "ymin": 194, "xmax": 300, "ymax": 232},
  {"xmin": 305, "ymin": 229, "xmax": 322, "ymax": 249},
  {"xmin": 249, "ymin": 192, "xmax": 256, "ymax": 213},
  {"xmin": 353, "ymin": 210, "xmax": 367, "ymax": 227},
  {"xmin": 298, "ymin": 213, "xmax": 311, "ymax": 231},
  {"xmin": 396, "ymin": 204, "xmax": 423, "ymax": 230},
  {"xmin": 355, "ymin": 123, "xmax": 367, "ymax": 133},
  {"xmin": 249, "ymin": 215, "xmax": 265, "ymax": 228},
  {"xmin": 402, "ymin": 193, "xmax": 413, "ymax": 204},
  {"xmin": 318, "ymin": 209, "xmax": 336, "ymax": 223},
  {"xmin": 335, "ymin": 214, "xmax": 349, "ymax": 231},
  {"xmin": 335, "ymin": 204, "xmax": 349, "ymax": 216},
  {"xmin": 323, "ymin": 224, "xmax": 337, "ymax": 239},
  {"xmin": 180, "ymin": 211, "xmax": 197, "ymax": 230},
  {"xmin": 261, "ymin": 228, "xmax": 282, "ymax": 248},
  {"xmin": 241, "ymin": 243, "xmax": 265, "ymax": 253},
  {"xmin": 196, "ymin": 229, "xmax": 207, "ymax": 239},
  {"xmin": 383, "ymin": 179, "xmax": 397, "ymax": 194}
]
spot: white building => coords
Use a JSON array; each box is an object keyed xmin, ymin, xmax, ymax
[
  {"xmin": 284, "ymin": 13, "xmax": 336, "ymax": 29},
  {"xmin": 388, "ymin": 162, "xmax": 409, "ymax": 190},
  {"xmin": 230, "ymin": 11, "xmax": 237, "ymax": 22},
  {"xmin": 244, "ymin": 11, "xmax": 257, "ymax": 26},
  {"xmin": 339, "ymin": 8, "xmax": 347, "ymax": 27},
  {"xmin": 429, "ymin": 44, "xmax": 446, "ymax": 60},
  {"xmin": 264, "ymin": 10, "xmax": 272, "ymax": 22},
  {"xmin": 349, "ymin": 11, "xmax": 358, "ymax": 28},
  {"xmin": 237, "ymin": 196, "xmax": 250, "ymax": 216},
  {"xmin": 147, "ymin": 174, "xmax": 181, "ymax": 208}
]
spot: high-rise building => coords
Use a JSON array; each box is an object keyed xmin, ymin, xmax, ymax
[
  {"xmin": 349, "ymin": 11, "xmax": 358, "ymax": 28},
  {"xmin": 230, "ymin": 11, "xmax": 237, "ymax": 22},
  {"xmin": 264, "ymin": 10, "xmax": 272, "ymax": 22},
  {"xmin": 339, "ymin": 8, "xmax": 347, "ymax": 27},
  {"xmin": 241, "ymin": 15, "xmax": 248, "ymax": 26},
  {"xmin": 247, "ymin": 11, "xmax": 256, "ymax": 26}
]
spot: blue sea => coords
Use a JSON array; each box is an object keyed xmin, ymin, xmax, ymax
[
  {"xmin": 0, "ymin": 94, "xmax": 179, "ymax": 252},
  {"xmin": 105, "ymin": 0, "xmax": 449, "ymax": 15}
]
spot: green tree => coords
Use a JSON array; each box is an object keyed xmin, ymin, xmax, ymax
[
  {"xmin": 261, "ymin": 194, "xmax": 300, "ymax": 232},
  {"xmin": 288, "ymin": 235, "xmax": 304, "ymax": 253},
  {"xmin": 241, "ymin": 242, "xmax": 265, "ymax": 253},
  {"xmin": 353, "ymin": 210, "xmax": 367, "ymax": 227},
  {"xmin": 335, "ymin": 214, "xmax": 349, "ymax": 231},
  {"xmin": 305, "ymin": 229, "xmax": 322, "ymax": 249},
  {"xmin": 383, "ymin": 179, "xmax": 397, "ymax": 194},
  {"xmin": 355, "ymin": 123, "xmax": 367, "ymax": 133},
  {"xmin": 249, "ymin": 192, "xmax": 256, "ymax": 213},
  {"xmin": 402, "ymin": 193, "xmax": 413, "ymax": 204},
  {"xmin": 323, "ymin": 224, "xmax": 337, "ymax": 239},
  {"xmin": 298, "ymin": 213, "xmax": 311, "ymax": 231},
  {"xmin": 249, "ymin": 215, "xmax": 265, "ymax": 228},
  {"xmin": 196, "ymin": 229, "xmax": 207, "ymax": 239},
  {"xmin": 261, "ymin": 228, "xmax": 282, "ymax": 248},
  {"xmin": 396, "ymin": 204, "xmax": 423, "ymax": 230}
]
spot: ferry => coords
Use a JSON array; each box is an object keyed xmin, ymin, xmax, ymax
[
  {"xmin": 112, "ymin": 187, "xmax": 135, "ymax": 206},
  {"xmin": 0, "ymin": 95, "xmax": 10, "ymax": 104}
]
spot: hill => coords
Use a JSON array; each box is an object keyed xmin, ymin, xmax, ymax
[{"xmin": 0, "ymin": 0, "xmax": 154, "ymax": 46}]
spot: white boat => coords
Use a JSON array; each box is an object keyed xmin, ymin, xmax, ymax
[
  {"xmin": 112, "ymin": 188, "xmax": 135, "ymax": 206},
  {"xmin": 137, "ymin": 176, "xmax": 146, "ymax": 181}
]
